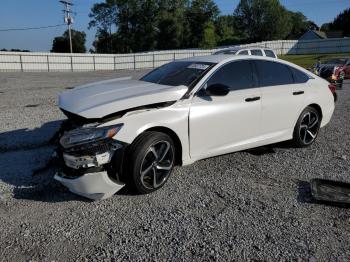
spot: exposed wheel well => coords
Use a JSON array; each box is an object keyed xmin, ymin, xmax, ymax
[
  {"xmin": 143, "ymin": 126, "xmax": 183, "ymax": 166},
  {"xmin": 308, "ymin": 104, "xmax": 323, "ymax": 120}
]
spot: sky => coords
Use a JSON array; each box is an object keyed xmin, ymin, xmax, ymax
[{"xmin": 0, "ymin": 0, "xmax": 349, "ymax": 52}]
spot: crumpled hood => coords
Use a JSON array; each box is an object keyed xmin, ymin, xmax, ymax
[{"xmin": 59, "ymin": 77, "xmax": 188, "ymax": 119}]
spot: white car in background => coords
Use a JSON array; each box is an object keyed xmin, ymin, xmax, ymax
[
  {"xmin": 213, "ymin": 46, "xmax": 277, "ymax": 58},
  {"xmin": 55, "ymin": 55, "xmax": 335, "ymax": 200}
]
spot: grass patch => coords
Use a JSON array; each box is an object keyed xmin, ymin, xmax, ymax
[{"xmin": 279, "ymin": 53, "xmax": 350, "ymax": 69}]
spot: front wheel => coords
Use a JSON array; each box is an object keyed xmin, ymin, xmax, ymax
[
  {"xmin": 126, "ymin": 131, "xmax": 175, "ymax": 194},
  {"xmin": 292, "ymin": 107, "xmax": 321, "ymax": 148}
]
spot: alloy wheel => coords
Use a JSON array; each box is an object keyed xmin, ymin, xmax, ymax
[
  {"xmin": 140, "ymin": 140, "xmax": 174, "ymax": 190},
  {"xmin": 299, "ymin": 111, "xmax": 320, "ymax": 145}
]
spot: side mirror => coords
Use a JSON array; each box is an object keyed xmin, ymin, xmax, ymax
[{"xmin": 203, "ymin": 84, "xmax": 230, "ymax": 96}]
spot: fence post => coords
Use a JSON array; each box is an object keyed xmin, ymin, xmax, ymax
[
  {"xmin": 133, "ymin": 54, "xmax": 136, "ymax": 70},
  {"xmin": 70, "ymin": 55, "xmax": 73, "ymax": 72},
  {"xmin": 19, "ymin": 55, "xmax": 23, "ymax": 72},
  {"xmin": 114, "ymin": 56, "xmax": 116, "ymax": 71},
  {"xmin": 93, "ymin": 56, "xmax": 96, "ymax": 71},
  {"xmin": 296, "ymin": 42, "xmax": 299, "ymax": 55},
  {"xmin": 173, "ymin": 52, "xmax": 175, "ymax": 61},
  {"xmin": 47, "ymin": 55, "xmax": 50, "ymax": 72},
  {"xmin": 152, "ymin": 53, "xmax": 155, "ymax": 68}
]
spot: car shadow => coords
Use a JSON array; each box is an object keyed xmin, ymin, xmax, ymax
[
  {"xmin": 244, "ymin": 141, "xmax": 296, "ymax": 156},
  {"xmin": 0, "ymin": 120, "xmax": 90, "ymax": 203}
]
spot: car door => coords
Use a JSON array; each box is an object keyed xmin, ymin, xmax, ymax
[
  {"xmin": 253, "ymin": 60, "xmax": 306, "ymax": 138},
  {"xmin": 189, "ymin": 60, "xmax": 262, "ymax": 160}
]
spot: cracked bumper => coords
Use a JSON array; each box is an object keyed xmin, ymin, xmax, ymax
[
  {"xmin": 55, "ymin": 137, "xmax": 127, "ymax": 200},
  {"xmin": 54, "ymin": 171, "xmax": 125, "ymax": 200}
]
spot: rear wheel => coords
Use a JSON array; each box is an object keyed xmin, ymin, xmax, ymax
[
  {"xmin": 292, "ymin": 107, "xmax": 321, "ymax": 148},
  {"xmin": 126, "ymin": 131, "xmax": 175, "ymax": 194}
]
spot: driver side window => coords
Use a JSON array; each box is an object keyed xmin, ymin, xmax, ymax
[{"xmin": 206, "ymin": 60, "xmax": 254, "ymax": 91}]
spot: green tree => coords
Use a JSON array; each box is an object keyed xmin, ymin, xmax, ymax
[
  {"xmin": 51, "ymin": 30, "xmax": 86, "ymax": 53},
  {"xmin": 320, "ymin": 23, "xmax": 331, "ymax": 32},
  {"xmin": 185, "ymin": 0, "xmax": 220, "ymax": 47},
  {"xmin": 215, "ymin": 15, "xmax": 243, "ymax": 46},
  {"xmin": 92, "ymin": 30, "xmax": 115, "ymax": 53},
  {"xmin": 88, "ymin": 2, "xmax": 117, "ymax": 53},
  {"xmin": 157, "ymin": 14, "xmax": 183, "ymax": 50},
  {"xmin": 234, "ymin": 0, "xmax": 292, "ymax": 42},
  {"xmin": 156, "ymin": 0, "xmax": 188, "ymax": 50},
  {"xmin": 199, "ymin": 21, "xmax": 217, "ymax": 48},
  {"xmin": 329, "ymin": 8, "xmax": 350, "ymax": 37},
  {"xmin": 132, "ymin": 0, "xmax": 159, "ymax": 52},
  {"xmin": 287, "ymin": 12, "xmax": 308, "ymax": 39}
]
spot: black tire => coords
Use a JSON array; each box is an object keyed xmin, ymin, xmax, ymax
[
  {"xmin": 125, "ymin": 131, "xmax": 175, "ymax": 194},
  {"xmin": 292, "ymin": 106, "xmax": 321, "ymax": 148}
]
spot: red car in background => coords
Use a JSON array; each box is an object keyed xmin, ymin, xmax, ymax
[
  {"xmin": 315, "ymin": 57, "xmax": 350, "ymax": 88},
  {"xmin": 332, "ymin": 58, "xmax": 350, "ymax": 82}
]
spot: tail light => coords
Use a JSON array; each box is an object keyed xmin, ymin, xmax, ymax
[{"xmin": 328, "ymin": 83, "xmax": 336, "ymax": 94}]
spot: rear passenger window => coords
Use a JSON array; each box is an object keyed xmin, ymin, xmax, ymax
[
  {"xmin": 254, "ymin": 60, "xmax": 294, "ymax": 87},
  {"xmin": 251, "ymin": 50, "xmax": 263, "ymax": 56},
  {"xmin": 238, "ymin": 50, "xmax": 249, "ymax": 55},
  {"xmin": 264, "ymin": 50, "xmax": 276, "ymax": 58},
  {"xmin": 289, "ymin": 67, "xmax": 310, "ymax": 83},
  {"xmin": 206, "ymin": 60, "xmax": 254, "ymax": 91}
]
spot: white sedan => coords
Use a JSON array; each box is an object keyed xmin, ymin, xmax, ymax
[{"xmin": 55, "ymin": 55, "xmax": 335, "ymax": 200}]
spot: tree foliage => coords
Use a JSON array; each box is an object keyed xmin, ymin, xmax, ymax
[
  {"xmin": 199, "ymin": 22, "xmax": 217, "ymax": 48},
  {"xmin": 234, "ymin": 0, "xmax": 293, "ymax": 42},
  {"xmin": 185, "ymin": 0, "xmax": 220, "ymax": 47},
  {"xmin": 51, "ymin": 30, "xmax": 86, "ymax": 53},
  {"xmin": 215, "ymin": 15, "xmax": 241, "ymax": 46},
  {"xmin": 87, "ymin": 0, "xmax": 335, "ymax": 54},
  {"xmin": 329, "ymin": 8, "xmax": 350, "ymax": 37}
]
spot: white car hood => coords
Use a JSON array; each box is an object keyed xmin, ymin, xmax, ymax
[{"xmin": 59, "ymin": 77, "xmax": 188, "ymax": 119}]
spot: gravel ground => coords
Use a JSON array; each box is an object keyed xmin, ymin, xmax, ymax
[{"xmin": 0, "ymin": 71, "xmax": 349, "ymax": 261}]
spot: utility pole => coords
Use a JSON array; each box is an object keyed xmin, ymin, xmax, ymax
[{"xmin": 59, "ymin": 0, "xmax": 74, "ymax": 53}]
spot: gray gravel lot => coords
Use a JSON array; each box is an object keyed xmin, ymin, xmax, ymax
[{"xmin": 0, "ymin": 71, "xmax": 349, "ymax": 261}]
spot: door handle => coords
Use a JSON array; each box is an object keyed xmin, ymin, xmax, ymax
[
  {"xmin": 245, "ymin": 96, "xmax": 261, "ymax": 102},
  {"xmin": 293, "ymin": 91, "xmax": 304, "ymax": 95}
]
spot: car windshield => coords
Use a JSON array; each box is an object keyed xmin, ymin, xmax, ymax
[
  {"xmin": 141, "ymin": 61, "xmax": 215, "ymax": 87},
  {"xmin": 324, "ymin": 58, "xmax": 346, "ymax": 65}
]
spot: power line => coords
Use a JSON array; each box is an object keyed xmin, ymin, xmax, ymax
[{"xmin": 0, "ymin": 24, "xmax": 65, "ymax": 32}]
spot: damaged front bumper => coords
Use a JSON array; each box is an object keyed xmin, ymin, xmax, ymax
[
  {"xmin": 54, "ymin": 170, "xmax": 124, "ymax": 200},
  {"xmin": 54, "ymin": 125, "xmax": 128, "ymax": 200}
]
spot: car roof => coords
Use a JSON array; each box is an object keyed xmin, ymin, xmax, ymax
[
  {"xmin": 176, "ymin": 55, "xmax": 314, "ymax": 76},
  {"xmin": 177, "ymin": 54, "xmax": 275, "ymax": 64},
  {"xmin": 217, "ymin": 46, "xmax": 274, "ymax": 51}
]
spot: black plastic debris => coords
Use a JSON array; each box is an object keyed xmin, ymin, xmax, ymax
[{"xmin": 311, "ymin": 178, "xmax": 350, "ymax": 205}]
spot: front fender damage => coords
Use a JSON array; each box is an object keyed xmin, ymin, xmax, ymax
[{"xmin": 47, "ymin": 101, "xmax": 176, "ymax": 200}]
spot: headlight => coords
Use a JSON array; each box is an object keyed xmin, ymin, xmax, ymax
[{"xmin": 60, "ymin": 124, "xmax": 123, "ymax": 149}]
